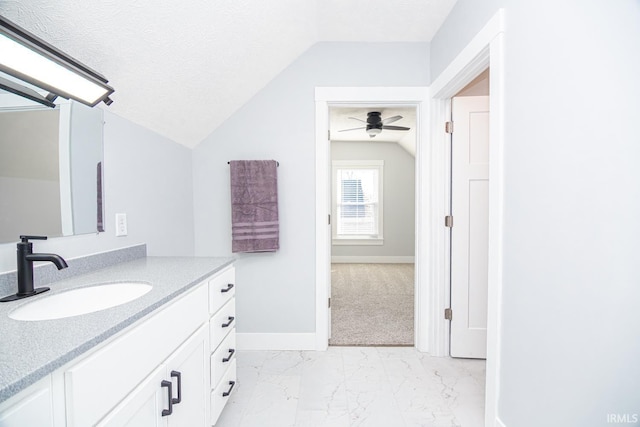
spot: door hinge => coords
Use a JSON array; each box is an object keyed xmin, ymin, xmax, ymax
[
  {"xmin": 328, "ymin": 298, "xmax": 331, "ymax": 308},
  {"xmin": 444, "ymin": 308, "xmax": 452, "ymax": 320},
  {"xmin": 328, "ymin": 214, "xmax": 331, "ymax": 225},
  {"xmin": 445, "ymin": 121, "xmax": 454, "ymax": 134},
  {"xmin": 445, "ymin": 215, "xmax": 453, "ymax": 228},
  {"xmin": 328, "ymin": 130, "xmax": 331, "ymax": 140}
]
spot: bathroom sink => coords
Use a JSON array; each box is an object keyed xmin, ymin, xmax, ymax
[{"xmin": 9, "ymin": 282, "xmax": 152, "ymax": 321}]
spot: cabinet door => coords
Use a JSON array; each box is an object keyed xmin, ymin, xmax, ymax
[
  {"xmin": 0, "ymin": 377, "xmax": 53, "ymax": 427},
  {"xmin": 166, "ymin": 324, "xmax": 209, "ymax": 427},
  {"xmin": 96, "ymin": 367, "xmax": 165, "ymax": 427},
  {"xmin": 96, "ymin": 366, "xmax": 168, "ymax": 427}
]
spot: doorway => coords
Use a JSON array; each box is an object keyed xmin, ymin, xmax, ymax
[
  {"xmin": 328, "ymin": 106, "xmax": 417, "ymax": 346},
  {"xmin": 314, "ymin": 87, "xmax": 430, "ymax": 352}
]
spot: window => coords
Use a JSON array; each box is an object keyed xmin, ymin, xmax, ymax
[{"xmin": 332, "ymin": 160, "xmax": 383, "ymax": 245}]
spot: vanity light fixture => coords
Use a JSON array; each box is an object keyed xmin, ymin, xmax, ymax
[{"xmin": 0, "ymin": 15, "xmax": 114, "ymax": 107}]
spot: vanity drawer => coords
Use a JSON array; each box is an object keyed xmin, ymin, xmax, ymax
[
  {"xmin": 64, "ymin": 283, "xmax": 208, "ymax": 427},
  {"xmin": 211, "ymin": 329, "xmax": 236, "ymax": 388},
  {"xmin": 209, "ymin": 266, "xmax": 235, "ymax": 315},
  {"xmin": 210, "ymin": 298, "xmax": 235, "ymax": 351},
  {"xmin": 211, "ymin": 359, "xmax": 237, "ymax": 425}
]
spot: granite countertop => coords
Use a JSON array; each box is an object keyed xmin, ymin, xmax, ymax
[{"xmin": 0, "ymin": 256, "xmax": 234, "ymax": 403}]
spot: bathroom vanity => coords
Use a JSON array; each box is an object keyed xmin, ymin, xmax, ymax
[{"xmin": 0, "ymin": 255, "xmax": 236, "ymax": 426}]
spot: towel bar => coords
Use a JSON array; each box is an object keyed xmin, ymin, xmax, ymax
[{"xmin": 227, "ymin": 161, "xmax": 279, "ymax": 167}]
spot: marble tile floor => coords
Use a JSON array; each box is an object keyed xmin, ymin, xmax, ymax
[{"xmin": 215, "ymin": 347, "xmax": 486, "ymax": 427}]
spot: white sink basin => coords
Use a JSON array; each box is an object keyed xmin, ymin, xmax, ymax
[{"xmin": 9, "ymin": 282, "xmax": 152, "ymax": 321}]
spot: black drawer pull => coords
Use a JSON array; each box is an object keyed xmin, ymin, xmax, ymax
[
  {"xmin": 222, "ymin": 380, "xmax": 236, "ymax": 397},
  {"xmin": 222, "ymin": 348, "xmax": 235, "ymax": 363},
  {"xmin": 171, "ymin": 370, "xmax": 182, "ymax": 404},
  {"xmin": 161, "ymin": 380, "xmax": 173, "ymax": 416},
  {"xmin": 221, "ymin": 283, "xmax": 234, "ymax": 293},
  {"xmin": 221, "ymin": 316, "xmax": 235, "ymax": 328}
]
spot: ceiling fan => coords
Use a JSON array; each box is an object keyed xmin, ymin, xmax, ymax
[{"xmin": 338, "ymin": 111, "xmax": 411, "ymax": 138}]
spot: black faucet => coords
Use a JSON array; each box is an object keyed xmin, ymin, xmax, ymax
[{"xmin": 0, "ymin": 235, "xmax": 68, "ymax": 302}]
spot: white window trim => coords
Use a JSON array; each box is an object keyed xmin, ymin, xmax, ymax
[{"xmin": 331, "ymin": 160, "xmax": 384, "ymax": 245}]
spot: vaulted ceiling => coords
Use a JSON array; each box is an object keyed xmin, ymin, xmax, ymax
[{"xmin": 0, "ymin": 0, "xmax": 457, "ymax": 148}]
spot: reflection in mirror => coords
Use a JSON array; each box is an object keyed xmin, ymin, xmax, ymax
[{"xmin": 0, "ymin": 87, "xmax": 105, "ymax": 243}]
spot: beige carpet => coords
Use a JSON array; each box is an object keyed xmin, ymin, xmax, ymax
[{"xmin": 329, "ymin": 263, "xmax": 414, "ymax": 346}]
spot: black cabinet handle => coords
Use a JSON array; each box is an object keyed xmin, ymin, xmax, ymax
[
  {"xmin": 222, "ymin": 380, "xmax": 236, "ymax": 397},
  {"xmin": 221, "ymin": 283, "xmax": 234, "ymax": 293},
  {"xmin": 170, "ymin": 370, "xmax": 182, "ymax": 404},
  {"xmin": 222, "ymin": 348, "xmax": 235, "ymax": 363},
  {"xmin": 221, "ymin": 316, "xmax": 235, "ymax": 328},
  {"xmin": 161, "ymin": 380, "xmax": 173, "ymax": 416}
]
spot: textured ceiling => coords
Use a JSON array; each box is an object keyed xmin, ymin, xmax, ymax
[{"xmin": 0, "ymin": 0, "xmax": 456, "ymax": 148}]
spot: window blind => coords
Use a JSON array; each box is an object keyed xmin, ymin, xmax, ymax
[{"xmin": 336, "ymin": 168, "xmax": 379, "ymax": 236}]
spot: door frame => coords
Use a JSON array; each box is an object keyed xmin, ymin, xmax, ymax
[
  {"xmin": 431, "ymin": 9, "xmax": 505, "ymax": 426},
  {"xmin": 315, "ymin": 87, "xmax": 430, "ymax": 352}
]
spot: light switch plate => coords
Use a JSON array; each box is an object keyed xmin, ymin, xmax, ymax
[{"xmin": 115, "ymin": 213, "xmax": 128, "ymax": 236}]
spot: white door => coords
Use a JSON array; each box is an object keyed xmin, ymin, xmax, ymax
[{"xmin": 450, "ymin": 95, "xmax": 490, "ymax": 359}]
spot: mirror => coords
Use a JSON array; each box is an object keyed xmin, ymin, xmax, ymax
[{"xmin": 0, "ymin": 90, "xmax": 105, "ymax": 243}]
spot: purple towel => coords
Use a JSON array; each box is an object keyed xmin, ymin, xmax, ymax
[{"xmin": 229, "ymin": 160, "xmax": 279, "ymax": 253}]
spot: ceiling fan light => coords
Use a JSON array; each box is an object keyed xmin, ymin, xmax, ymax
[{"xmin": 367, "ymin": 128, "xmax": 382, "ymax": 135}]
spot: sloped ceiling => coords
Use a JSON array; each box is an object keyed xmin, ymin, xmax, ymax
[{"xmin": 0, "ymin": 0, "xmax": 456, "ymax": 148}]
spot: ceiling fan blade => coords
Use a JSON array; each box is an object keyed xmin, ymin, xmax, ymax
[
  {"xmin": 338, "ymin": 126, "xmax": 366, "ymax": 132},
  {"xmin": 382, "ymin": 115, "xmax": 403, "ymax": 125},
  {"xmin": 348, "ymin": 117, "xmax": 366, "ymax": 123},
  {"xmin": 382, "ymin": 125, "xmax": 411, "ymax": 131}
]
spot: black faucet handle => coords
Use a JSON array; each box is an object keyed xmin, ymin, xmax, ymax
[{"xmin": 19, "ymin": 235, "xmax": 48, "ymax": 243}]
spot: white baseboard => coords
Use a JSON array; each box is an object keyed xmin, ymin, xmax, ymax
[
  {"xmin": 236, "ymin": 333, "xmax": 317, "ymax": 351},
  {"xmin": 331, "ymin": 256, "xmax": 415, "ymax": 264},
  {"xmin": 496, "ymin": 418, "xmax": 506, "ymax": 427}
]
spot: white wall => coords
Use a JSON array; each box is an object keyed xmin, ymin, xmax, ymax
[
  {"xmin": 0, "ymin": 111, "xmax": 195, "ymax": 273},
  {"xmin": 331, "ymin": 141, "xmax": 415, "ymax": 259},
  {"xmin": 192, "ymin": 42, "xmax": 429, "ymax": 334},
  {"xmin": 433, "ymin": 1, "xmax": 640, "ymax": 426},
  {"xmin": 430, "ymin": 0, "xmax": 504, "ymax": 81}
]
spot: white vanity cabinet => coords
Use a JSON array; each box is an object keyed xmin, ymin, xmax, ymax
[
  {"xmin": 54, "ymin": 263, "xmax": 236, "ymax": 427},
  {"xmin": 0, "ymin": 377, "xmax": 54, "ymax": 427},
  {"xmin": 64, "ymin": 283, "xmax": 209, "ymax": 427},
  {"xmin": 207, "ymin": 266, "xmax": 237, "ymax": 425},
  {"xmin": 0, "ymin": 260, "xmax": 238, "ymax": 427}
]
